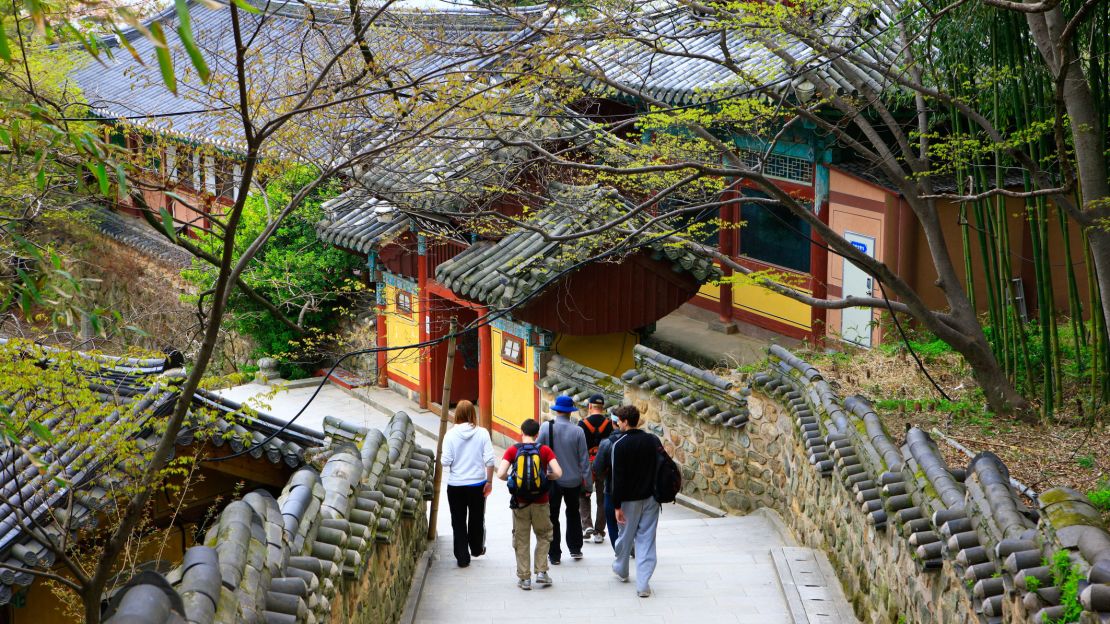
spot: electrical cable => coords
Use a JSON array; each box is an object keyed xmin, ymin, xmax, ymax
[{"xmin": 201, "ymin": 205, "xmax": 714, "ymax": 462}]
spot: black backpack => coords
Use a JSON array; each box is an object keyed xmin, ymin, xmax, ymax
[
  {"xmin": 507, "ymin": 442, "xmax": 549, "ymax": 502},
  {"xmin": 653, "ymin": 443, "xmax": 682, "ymax": 504}
]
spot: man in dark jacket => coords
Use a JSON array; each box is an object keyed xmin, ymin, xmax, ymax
[
  {"xmin": 578, "ymin": 394, "xmax": 613, "ymax": 544},
  {"xmin": 591, "ymin": 412, "xmax": 624, "ymax": 550},
  {"xmin": 610, "ymin": 405, "xmax": 661, "ymax": 598}
]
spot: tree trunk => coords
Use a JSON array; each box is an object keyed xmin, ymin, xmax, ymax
[
  {"xmin": 1087, "ymin": 229, "xmax": 1110, "ymax": 335},
  {"xmin": 927, "ymin": 311, "xmax": 1033, "ymax": 420}
]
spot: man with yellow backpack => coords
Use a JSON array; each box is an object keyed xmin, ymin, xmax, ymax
[{"xmin": 497, "ymin": 418, "xmax": 563, "ymax": 590}]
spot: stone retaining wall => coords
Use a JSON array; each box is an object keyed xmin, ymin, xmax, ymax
[{"xmin": 620, "ymin": 344, "xmax": 1110, "ymax": 624}]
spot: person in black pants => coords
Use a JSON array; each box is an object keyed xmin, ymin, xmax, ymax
[
  {"xmin": 441, "ymin": 400, "xmax": 495, "ymax": 567},
  {"xmin": 537, "ymin": 395, "xmax": 590, "ymax": 564}
]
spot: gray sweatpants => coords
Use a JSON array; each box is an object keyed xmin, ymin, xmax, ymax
[{"xmin": 612, "ymin": 497, "xmax": 660, "ymax": 593}]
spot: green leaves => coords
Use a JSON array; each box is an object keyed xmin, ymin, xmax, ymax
[
  {"xmin": 176, "ymin": 0, "xmax": 211, "ymax": 82},
  {"xmin": 0, "ymin": 17, "xmax": 12, "ymax": 63},
  {"xmin": 149, "ymin": 22, "xmax": 177, "ymax": 95},
  {"xmin": 87, "ymin": 161, "xmax": 110, "ymax": 195},
  {"xmin": 159, "ymin": 206, "xmax": 179, "ymax": 242},
  {"xmin": 230, "ymin": 0, "xmax": 261, "ymax": 14}
]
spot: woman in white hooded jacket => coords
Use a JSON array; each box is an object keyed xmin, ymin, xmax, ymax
[{"xmin": 441, "ymin": 400, "xmax": 495, "ymax": 567}]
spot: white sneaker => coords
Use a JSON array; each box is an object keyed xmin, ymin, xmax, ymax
[
  {"xmin": 535, "ymin": 572, "xmax": 552, "ymax": 586},
  {"xmin": 637, "ymin": 588, "xmax": 652, "ymax": 598},
  {"xmin": 583, "ymin": 528, "xmax": 594, "ymax": 539},
  {"xmin": 592, "ymin": 533, "xmax": 605, "ymax": 544}
]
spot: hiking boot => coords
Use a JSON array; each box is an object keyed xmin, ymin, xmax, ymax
[
  {"xmin": 637, "ymin": 588, "xmax": 652, "ymax": 598},
  {"xmin": 571, "ymin": 551, "xmax": 583, "ymax": 560},
  {"xmin": 535, "ymin": 572, "xmax": 552, "ymax": 587},
  {"xmin": 592, "ymin": 533, "xmax": 605, "ymax": 544},
  {"xmin": 518, "ymin": 578, "xmax": 532, "ymax": 591}
]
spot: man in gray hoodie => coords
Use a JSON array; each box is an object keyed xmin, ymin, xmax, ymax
[{"xmin": 536, "ymin": 395, "xmax": 590, "ymax": 564}]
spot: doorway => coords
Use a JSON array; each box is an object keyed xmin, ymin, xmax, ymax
[
  {"xmin": 841, "ymin": 231, "xmax": 876, "ymax": 348},
  {"xmin": 427, "ymin": 295, "xmax": 481, "ymax": 406}
]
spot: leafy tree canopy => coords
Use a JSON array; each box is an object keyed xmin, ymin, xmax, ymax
[{"xmin": 182, "ymin": 167, "xmax": 362, "ymax": 378}]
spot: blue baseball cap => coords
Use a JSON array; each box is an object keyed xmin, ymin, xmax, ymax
[{"xmin": 552, "ymin": 395, "xmax": 577, "ymax": 413}]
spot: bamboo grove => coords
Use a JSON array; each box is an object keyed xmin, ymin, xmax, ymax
[{"xmin": 926, "ymin": 0, "xmax": 1110, "ymax": 419}]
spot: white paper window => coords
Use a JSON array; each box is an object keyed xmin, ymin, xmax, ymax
[
  {"xmin": 232, "ymin": 164, "xmax": 242, "ymax": 200},
  {"xmin": 165, "ymin": 146, "xmax": 177, "ymax": 182},
  {"xmin": 192, "ymin": 151, "xmax": 201, "ymax": 190},
  {"xmin": 204, "ymin": 155, "xmax": 216, "ymax": 195}
]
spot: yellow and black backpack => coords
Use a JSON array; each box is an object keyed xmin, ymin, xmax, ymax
[{"xmin": 508, "ymin": 442, "xmax": 548, "ymax": 502}]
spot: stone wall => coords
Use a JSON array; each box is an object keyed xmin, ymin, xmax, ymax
[
  {"xmin": 103, "ymin": 413, "xmax": 434, "ymax": 624},
  {"xmin": 623, "ymin": 344, "xmax": 1110, "ymax": 624}
]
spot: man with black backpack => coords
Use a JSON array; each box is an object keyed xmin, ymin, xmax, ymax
[
  {"xmin": 610, "ymin": 404, "xmax": 675, "ymax": 598},
  {"xmin": 578, "ymin": 394, "xmax": 613, "ymax": 545},
  {"xmin": 496, "ymin": 418, "xmax": 563, "ymax": 590}
]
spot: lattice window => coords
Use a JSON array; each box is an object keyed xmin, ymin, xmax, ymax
[
  {"xmin": 394, "ymin": 291, "xmax": 413, "ymax": 316},
  {"xmin": 738, "ymin": 149, "xmax": 813, "ymax": 184},
  {"xmin": 501, "ymin": 335, "xmax": 524, "ymax": 365}
]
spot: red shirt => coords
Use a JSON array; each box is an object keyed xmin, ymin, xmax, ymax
[{"xmin": 502, "ymin": 443, "xmax": 556, "ymax": 504}]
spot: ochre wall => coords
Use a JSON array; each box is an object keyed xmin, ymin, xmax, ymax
[
  {"xmin": 732, "ymin": 278, "xmax": 812, "ymax": 332},
  {"xmin": 491, "ymin": 327, "xmax": 536, "ymax": 434},
  {"xmin": 383, "ymin": 283, "xmax": 421, "ymax": 388},
  {"xmin": 553, "ymin": 332, "xmax": 637, "ymax": 379},
  {"xmin": 697, "ymin": 280, "xmax": 721, "ymax": 303}
]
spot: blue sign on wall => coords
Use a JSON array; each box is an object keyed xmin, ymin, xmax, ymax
[{"xmin": 851, "ymin": 241, "xmax": 868, "ymax": 253}]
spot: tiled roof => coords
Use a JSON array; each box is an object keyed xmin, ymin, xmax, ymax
[
  {"xmin": 69, "ymin": 0, "xmax": 540, "ymax": 155},
  {"xmin": 434, "ymin": 182, "xmax": 720, "ymax": 308},
  {"xmin": 316, "ymin": 93, "xmax": 603, "ymax": 253},
  {"xmin": 88, "ymin": 205, "xmax": 193, "ymax": 267},
  {"xmin": 537, "ymin": 355, "xmax": 623, "ymax": 407},
  {"xmin": 316, "ymin": 195, "xmax": 466, "ymax": 254},
  {"xmin": 622, "ymin": 345, "xmax": 751, "ymax": 428},
  {"xmin": 102, "ymin": 412, "xmax": 433, "ymax": 624},
  {"xmin": 0, "ymin": 340, "xmax": 325, "ymax": 606},
  {"xmin": 578, "ymin": 1, "xmax": 900, "ymax": 106}
]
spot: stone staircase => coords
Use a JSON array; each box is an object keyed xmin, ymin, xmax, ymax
[{"xmin": 414, "ymin": 496, "xmax": 858, "ymax": 624}]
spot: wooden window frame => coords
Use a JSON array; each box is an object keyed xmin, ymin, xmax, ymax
[
  {"xmin": 500, "ymin": 334, "xmax": 524, "ymax": 366},
  {"xmin": 394, "ymin": 291, "xmax": 414, "ymax": 316}
]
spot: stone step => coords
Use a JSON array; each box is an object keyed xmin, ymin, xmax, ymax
[{"xmin": 771, "ymin": 546, "xmax": 860, "ymax": 624}]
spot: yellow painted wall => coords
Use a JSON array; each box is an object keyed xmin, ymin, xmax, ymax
[
  {"xmin": 554, "ymin": 332, "xmax": 638, "ymax": 379},
  {"xmin": 383, "ymin": 284, "xmax": 421, "ymax": 385},
  {"xmin": 491, "ymin": 328, "xmax": 535, "ymax": 433},
  {"xmin": 733, "ymin": 281, "xmax": 812, "ymax": 330},
  {"xmin": 697, "ymin": 280, "xmax": 721, "ymax": 302}
]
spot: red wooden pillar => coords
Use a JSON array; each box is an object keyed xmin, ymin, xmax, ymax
[
  {"xmin": 477, "ymin": 306, "xmax": 493, "ymax": 433},
  {"xmin": 376, "ymin": 308, "xmax": 388, "ymax": 388},
  {"xmin": 712, "ymin": 191, "xmax": 738, "ymax": 334},
  {"xmin": 417, "ymin": 237, "xmax": 430, "ymax": 409}
]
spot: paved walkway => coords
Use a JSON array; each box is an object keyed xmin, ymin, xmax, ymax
[
  {"xmin": 416, "ymin": 475, "xmax": 849, "ymax": 624},
  {"xmin": 648, "ymin": 308, "xmax": 803, "ymax": 368},
  {"xmin": 220, "ymin": 379, "xmax": 857, "ymax": 624}
]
